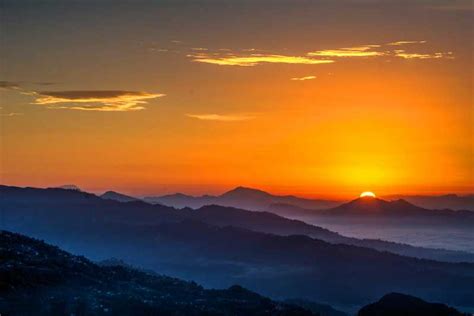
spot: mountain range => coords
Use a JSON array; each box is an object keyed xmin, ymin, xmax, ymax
[
  {"xmin": 103, "ymin": 187, "xmax": 474, "ymax": 226},
  {"xmin": 323, "ymin": 197, "xmax": 473, "ymax": 220},
  {"xmin": 1, "ymin": 185, "xmax": 472, "ymax": 262},
  {"xmin": 4, "ymin": 230, "xmax": 466, "ymax": 316},
  {"xmin": 143, "ymin": 186, "xmax": 341, "ymax": 210},
  {"xmin": 0, "ymin": 230, "xmax": 318, "ymax": 316},
  {"xmin": 140, "ymin": 186, "xmax": 474, "ymax": 212},
  {"xmin": 1, "ymin": 184, "xmax": 474, "ymax": 312},
  {"xmin": 383, "ymin": 194, "xmax": 474, "ymax": 211}
]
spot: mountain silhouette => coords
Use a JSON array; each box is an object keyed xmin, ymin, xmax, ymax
[
  {"xmin": 383, "ymin": 194, "xmax": 474, "ymax": 211},
  {"xmin": 325, "ymin": 197, "xmax": 474, "ymax": 220},
  {"xmin": 144, "ymin": 186, "xmax": 340, "ymax": 210},
  {"xmin": 101, "ymin": 190, "xmax": 140, "ymax": 203},
  {"xmin": 328, "ymin": 197, "xmax": 425, "ymax": 215},
  {"xmin": 269, "ymin": 196, "xmax": 474, "ymax": 228},
  {"xmin": 0, "ymin": 230, "xmax": 316, "ymax": 316},
  {"xmin": 357, "ymin": 293, "xmax": 467, "ymax": 316},
  {"xmin": 1, "ymin": 184, "xmax": 473, "ymax": 263},
  {"xmin": 1, "ymin": 185, "xmax": 474, "ymax": 311},
  {"xmin": 221, "ymin": 186, "xmax": 275, "ymax": 199}
]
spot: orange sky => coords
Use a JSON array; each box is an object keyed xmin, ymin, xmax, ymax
[{"xmin": 0, "ymin": 1, "xmax": 472, "ymax": 199}]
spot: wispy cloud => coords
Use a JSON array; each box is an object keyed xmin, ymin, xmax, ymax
[
  {"xmin": 32, "ymin": 90, "xmax": 165, "ymax": 112},
  {"xmin": 308, "ymin": 45, "xmax": 383, "ymax": 57},
  {"xmin": 291, "ymin": 75, "xmax": 316, "ymax": 81},
  {"xmin": 394, "ymin": 50, "xmax": 454, "ymax": 59},
  {"xmin": 186, "ymin": 113, "xmax": 255, "ymax": 121},
  {"xmin": 149, "ymin": 48, "xmax": 170, "ymax": 52},
  {"xmin": 160, "ymin": 41, "xmax": 453, "ymax": 68},
  {"xmin": 0, "ymin": 80, "xmax": 57, "ymax": 90},
  {"xmin": 307, "ymin": 42, "xmax": 453, "ymax": 61},
  {"xmin": 0, "ymin": 112, "xmax": 23, "ymax": 117},
  {"xmin": 387, "ymin": 40, "xmax": 427, "ymax": 46},
  {"xmin": 0, "ymin": 106, "xmax": 23, "ymax": 117},
  {"xmin": 190, "ymin": 54, "xmax": 334, "ymax": 67},
  {"xmin": 0, "ymin": 81, "xmax": 21, "ymax": 90}
]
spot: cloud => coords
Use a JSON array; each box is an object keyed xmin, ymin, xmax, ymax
[
  {"xmin": 186, "ymin": 113, "xmax": 255, "ymax": 121},
  {"xmin": 0, "ymin": 81, "xmax": 21, "ymax": 90},
  {"xmin": 190, "ymin": 53, "xmax": 334, "ymax": 66},
  {"xmin": 0, "ymin": 112, "xmax": 23, "ymax": 117},
  {"xmin": 0, "ymin": 106, "xmax": 22, "ymax": 117},
  {"xmin": 385, "ymin": 42, "xmax": 454, "ymax": 60},
  {"xmin": 157, "ymin": 40, "xmax": 453, "ymax": 68},
  {"xmin": 308, "ymin": 45, "xmax": 383, "ymax": 57},
  {"xmin": 307, "ymin": 42, "xmax": 453, "ymax": 60},
  {"xmin": 291, "ymin": 75, "xmax": 316, "ymax": 81},
  {"xmin": 387, "ymin": 40, "xmax": 427, "ymax": 46},
  {"xmin": 394, "ymin": 50, "xmax": 454, "ymax": 59},
  {"xmin": 32, "ymin": 90, "xmax": 165, "ymax": 112},
  {"xmin": 0, "ymin": 80, "xmax": 57, "ymax": 90},
  {"xmin": 150, "ymin": 48, "xmax": 169, "ymax": 52},
  {"xmin": 34, "ymin": 82, "xmax": 56, "ymax": 86}
]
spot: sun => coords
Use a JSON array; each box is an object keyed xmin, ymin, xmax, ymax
[{"xmin": 360, "ymin": 191, "xmax": 376, "ymax": 198}]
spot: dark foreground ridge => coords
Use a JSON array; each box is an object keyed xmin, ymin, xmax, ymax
[
  {"xmin": 0, "ymin": 230, "xmax": 315, "ymax": 316},
  {"xmin": 1, "ymin": 230, "xmax": 468, "ymax": 316},
  {"xmin": 357, "ymin": 292, "xmax": 467, "ymax": 316}
]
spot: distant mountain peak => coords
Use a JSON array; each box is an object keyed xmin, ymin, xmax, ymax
[
  {"xmin": 346, "ymin": 196, "xmax": 388, "ymax": 206},
  {"xmin": 100, "ymin": 190, "xmax": 139, "ymax": 203},
  {"xmin": 331, "ymin": 197, "xmax": 425, "ymax": 215},
  {"xmin": 358, "ymin": 292, "xmax": 465, "ymax": 316},
  {"xmin": 102, "ymin": 190, "xmax": 118, "ymax": 195},
  {"xmin": 391, "ymin": 198, "xmax": 414, "ymax": 206},
  {"xmin": 162, "ymin": 192, "xmax": 194, "ymax": 198},
  {"xmin": 222, "ymin": 186, "xmax": 271, "ymax": 197}
]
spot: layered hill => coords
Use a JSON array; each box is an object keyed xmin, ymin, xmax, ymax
[
  {"xmin": 326, "ymin": 197, "xmax": 473, "ymax": 218},
  {"xmin": 143, "ymin": 187, "xmax": 474, "ymax": 213},
  {"xmin": 270, "ymin": 196, "xmax": 474, "ymax": 225},
  {"xmin": 383, "ymin": 194, "xmax": 474, "ymax": 211},
  {"xmin": 144, "ymin": 186, "xmax": 340, "ymax": 210},
  {"xmin": 100, "ymin": 190, "xmax": 140, "ymax": 203},
  {"xmin": 1, "ymin": 186, "xmax": 474, "ymax": 310},
  {"xmin": 0, "ymin": 230, "xmax": 315, "ymax": 316},
  {"xmin": 1, "ymin": 185, "xmax": 473, "ymax": 263},
  {"xmin": 357, "ymin": 293, "xmax": 467, "ymax": 316}
]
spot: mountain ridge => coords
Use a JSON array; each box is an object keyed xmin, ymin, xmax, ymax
[
  {"xmin": 324, "ymin": 197, "xmax": 474, "ymax": 219},
  {"xmin": 357, "ymin": 293, "xmax": 467, "ymax": 316},
  {"xmin": 0, "ymin": 230, "xmax": 317, "ymax": 316},
  {"xmin": 1, "ymin": 185, "xmax": 474, "ymax": 310},
  {"xmin": 1, "ymin": 184, "xmax": 473, "ymax": 263},
  {"xmin": 101, "ymin": 190, "xmax": 140, "ymax": 203},
  {"xmin": 143, "ymin": 186, "xmax": 341, "ymax": 210}
]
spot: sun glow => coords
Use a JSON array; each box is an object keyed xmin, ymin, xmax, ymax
[{"xmin": 360, "ymin": 191, "xmax": 376, "ymax": 198}]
